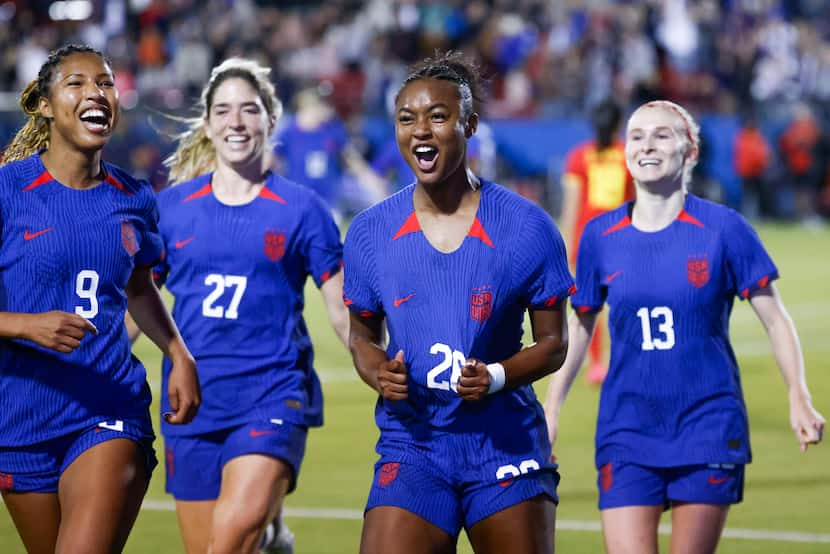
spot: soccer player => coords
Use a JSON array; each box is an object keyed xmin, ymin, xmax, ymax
[
  {"xmin": 0, "ymin": 44, "xmax": 200, "ymax": 553},
  {"xmin": 141, "ymin": 58, "xmax": 348, "ymax": 554},
  {"xmin": 544, "ymin": 100, "xmax": 825, "ymax": 554},
  {"xmin": 344, "ymin": 52, "xmax": 573, "ymax": 554},
  {"xmin": 559, "ymin": 99, "xmax": 634, "ymax": 385}
]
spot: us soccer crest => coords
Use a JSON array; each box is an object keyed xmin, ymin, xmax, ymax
[
  {"xmin": 470, "ymin": 287, "xmax": 493, "ymax": 322},
  {"xmin": 121, "ymin": 221, "xmax": 138, "ymax": 256},
  {"xmin": 687, "ymin": 255, "xmax": 709, "ymax": 288},
  {"xmin": 264, "ymin": 230, "xmax": 286, "ymax": 262}
]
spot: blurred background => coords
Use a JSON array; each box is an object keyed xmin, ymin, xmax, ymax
[
  {"xmin": 1, "ymin": 0, "xmax": 830, "ymax": 225},
  {"xmin": 1, "ymin": 2, "xmax": 829, "ymax": 553}
]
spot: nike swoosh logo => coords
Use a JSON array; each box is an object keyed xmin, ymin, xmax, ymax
[
  {"xmin": 24, "ymin": 228, "xmax": 53, "ymax": 240},
  {"xmin": 708, "ymin": 475, "xmax": 731, "ymax": 485},
  {"xmin": 393, "ymin": 293, "xmax": 416, "ymax": 307},
  {"xmin": 604, "ymin": 270, "xmax": 623, "ymax": 283},
  {"xmin": 175, "ymin": 237, "xmax": 195, "ymax": 249},
  {"xmin": 250, "ymin": 429, "xmax": 277, "ymax": 438}
]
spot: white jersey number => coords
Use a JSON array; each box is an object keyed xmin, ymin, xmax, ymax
[
  {"xmin": 74, "ymin": 269, "xmax": 100, "ymax": 318},
  {"xmin": 426, "ymin": 342, "xmax": 466, "ymax": 392},
  {"xmin": 202, "ymin": 274, "xmax": 248, "ymax": 319},
  {"xmin": 496, "ymin": 459, "xmax": 541, "ymax": 480},
  {"xmin": 636, "ymin": 306, "xmax": 675, "ymax": 351}
]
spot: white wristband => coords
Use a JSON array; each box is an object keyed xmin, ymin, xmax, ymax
[{"xmin": 486, "ymin": 362, "xmax": 506, "ymax": 394}]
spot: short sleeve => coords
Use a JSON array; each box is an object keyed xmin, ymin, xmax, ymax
[
  {"xmin": 298, "ymin": 194, "xmax": 344, "ymax": 287},
  {"xmin": 514, "ymin": 205, "xmax": 575, "ymax": 309},
  {"xmin": 342, "ymin": 214, "xmax": 382, "ymax": 317},
  {"xmin": 134, "ymin": 189, "xmax": 164, "ymax": 267},
  {"xmin": 723, "ymin": 211, "xmax": 779, "ymax": 299},
  {"xmin": 570, "ymin": 220, "xmax": 605, "ymax": 313}
]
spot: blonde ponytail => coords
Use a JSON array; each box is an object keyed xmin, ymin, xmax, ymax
[
  {"xmin": 2, "ymin": 80, "xmax": 50, "ymax": 164},
  {"xmin": 164, "ymin": 119, "xmax": 217, "ymax": 184}
]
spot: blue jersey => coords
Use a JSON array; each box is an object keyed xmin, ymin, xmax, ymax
[
  {"xmin": 274, "ymin": 118, "xmax": 348, "ymax": 206},
  {"xmin": 343, "ymin": 180, "xmax": 574, "ymax": 437},
  {"xmin": 573, "ymin": 194, "xmax": 778, "ymax": 468},
  {"xmin": 0, "ymin": 154, "xmax": 162, "ymax": 446},
  {"xmin": 154, "ymin": 172, "xmax": 342, "ymax": 436}
]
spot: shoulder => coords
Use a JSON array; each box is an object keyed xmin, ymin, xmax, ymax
[
  {"xmin": 347, "ymin": 185, "xmax": 413, "ymax": 242},
  {"xmin": 0, "ymin": 156, "xmax": 40, "ymax": 195},
  {"xmin": 483, "ymin": 180, "xmax": 549, "ymax": 222},
  {"xmin": 584, "ymin": 202, "xmax": 631, "ymax": 237},
  {"xmin": 102, "ymin": 162, "xmax": 154, "ymax": 198},
  {"xmin": 156, "ymin": 173, "xmax": 212, "ymax": 208},
  {"xmin": 683, "ymin": 194, "xmax": 744, "ymax": 231},
  {"xmin": 266, "ymin": 173, "xmax": 331, "ymax": 214}
]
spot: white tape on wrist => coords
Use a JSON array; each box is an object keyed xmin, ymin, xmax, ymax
[{"xmin": 486, "ymin": 362, "xmax": 506, "ymax": 394}]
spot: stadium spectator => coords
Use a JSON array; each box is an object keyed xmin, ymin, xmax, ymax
[
  {"xmin": 544, "ymin": 100, "xmax": 825, "ymax": 554},
  {"xmin": 0, "ymin": 44, "xmax": 199, "ymax": 553},
  {"xmin": 344, "ymin": 52, "xmax": 571, "ymax": 554},
  {"xmin": 558, "ymin": 99, "xmax": 634, "ymax": 385},
  {"xmin": 128, "ymin": 57, "xmax": 349, "ymax": 554},
  {"xmin": 733, "ymin": 114, "xmax": 773, "ymax": 219},
  {"xmin": 779, "ymin": 103, "xmax": 825, "ymax": 224}
]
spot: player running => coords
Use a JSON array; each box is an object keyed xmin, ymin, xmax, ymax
[
  {"xmin": 0, "ymin": 44, "xmax": 199, "ymax": 554},
  {"xmin": 344, "ymin": 51, "xmax": 572, "ymax": 554},
  {"xmin": 544, "ymin": 100, "xmax": 825, "ymax": 554}
]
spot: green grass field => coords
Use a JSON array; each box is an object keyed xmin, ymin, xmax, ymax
[{"xmin": 2, "ymin": 223, "xmax": 829, "ymax": 553}]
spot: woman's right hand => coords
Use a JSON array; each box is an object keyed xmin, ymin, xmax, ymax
[
  {"xmin": 377, "ymin": 350, "xmax": 408, "ymax": 400},
  {"xmin": 18, "ymin": 311, "xmax": 98, "ymax": 353}
]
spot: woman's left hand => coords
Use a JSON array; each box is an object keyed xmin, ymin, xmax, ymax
[
  {"xmin": 457, "ymin": 358, "xmax": 490, "ymax": 401},
  {"xmin": 166, "ymin": 353, "xmax": 201, "ymax": 424},
  {"xmin": 789, "ymin": 390, "xmax": 825, "ymax": 452}
]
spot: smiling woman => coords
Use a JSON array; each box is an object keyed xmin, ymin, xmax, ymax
[
  {"xmin": 129, "ymin": 57, "xmax": 350, "ymax": 554},
  {"xmin": 544, "ymin": 100, "xmax": 825, "ymax": 554},
  {"xmin": 344, "ymin": 52, "xmax": 572, "ymax": 554},
  {"xmin": 0, "ymin": 43, "xmax": 200, "ymax": 553}
]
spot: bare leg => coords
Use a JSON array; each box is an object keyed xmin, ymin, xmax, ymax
[
  {"xmin": 175, "ymin": 500, "xmax": 216, "ymax": 554},
  {"xmin": 669, "ymin": 502, "xmax": 729, "ymax": 554},
  {"xmin": 466, "ymin": 495, "xmax": 555, "ymax": 554},
  {"xmin": 209, "ymin": 454, "xmax": 292, "ymax": 554},
  {"xmin": 601, "ymin": 505, "xmax": 663, "ymax": 554},
  {"xmin": 361, "ymin": 506, "xmax": 456, "ymax": 554},
  {"xmin": 55, "ymin": 438, "xmax": 149, "ymax": 553},
  {"xmin": 1, "ymin": 491, "xmax": 61, "ymax": 554}
]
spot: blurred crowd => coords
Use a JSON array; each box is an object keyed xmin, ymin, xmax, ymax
[{"xmin": 1, "ymin": 0, "xmax": 830, "ymax": 222}]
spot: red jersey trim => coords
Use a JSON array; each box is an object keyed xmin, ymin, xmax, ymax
[
  {"xmin": 105, "ymin": 173, "xmax": 134, "ymax": 196},
  {"xmin": 677, "ymin": 210, "xmax": 705, "ymax": 228},
  {"xmin": 183, "ymin": 183, "xmax": 213, "ymax": 202},
  {"xmin": 259, "ymin": 187, "xmax": 287, "ymax": 204},
  {"xmin": 393, "ymin": 212, "xmax": 421, "ymax": 240},
  {"xmin": 467, "ymin": 217, "xmax": 494, "ymax": 248},
  {"xmin": 22, "ymin": 170, "xmax": 53, "ymax": 192},
  {"xmin": 602, "ymin": 216, "xmax": 631, "ymax": 236}
]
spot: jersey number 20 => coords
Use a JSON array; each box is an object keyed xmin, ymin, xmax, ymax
[
  {"xmin": 636, "ymin": 306, "xmax": 675, "ymax": 350},
  {"xmin": 202, "ymin": 274, "xmax": 248, "ymax": 319}
]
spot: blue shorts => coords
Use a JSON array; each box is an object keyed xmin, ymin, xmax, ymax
[
  {"xmin": 164, "ymin": 420, "xmax": 308, "ymax": 501},
  {"xmin": 366, "ymin": 430, "xmax": 559, "ymax": 538},
  {"xmin": 597, "ymin": 462, "xmax": 745, "ymax": 510},
  {"xmin": 0, "ymin": 418, "xmax": 156, "ymax": 493}
]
